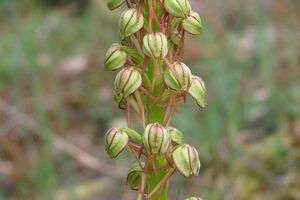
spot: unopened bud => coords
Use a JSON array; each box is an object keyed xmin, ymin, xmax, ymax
[
  {"xmin": 107, "ymin": 0, "xmax": 125, "ymax": 10},
  {"xmin": 182, "ymin": 11, "xmax": 202, "ymax": 35},
  {"xmin": 119, "ymin": 8, "xmax": 144, "ymax": 39},
  {"xmin": 188, "ymin": 76, "xmax": 206, "ymax": 108},
  {"xmin": 104, "ymin": 43, "xmax": 127, "ymax": 71},
  {"xmin": 172, "ymin": 144, "xmax": 200, "ymax": 177},
  {"xmin": 143, "ymin": 123, "xmax": 170, "ymax": 156},
  {"xmin": 164, "ymin": 0, "xmax": 191, "ymax": 18},
  {"xmin": 126, "ymin": 162, "xmax": 144, "ymax": 190},
  {"xmin": 114, "ymin": 66, "xmax": 142, "ymax": 103},
  {"xmin": 143, "ymin": 32, "xmax": 168, "ymax": 59},
  {"xmin": 105, "ymin": 128, "xmax": 129, "ymax": 158},
  {"xmin": 167, "ymin": 126, "xmax": 183, "ymax": 144},
  {"xmin": 164, "ymin": 62, "xmax": 192, "ymax": 92},
  {"xmin": 171, "ymin": 31, "xmax": 181, "ymax": 45}
]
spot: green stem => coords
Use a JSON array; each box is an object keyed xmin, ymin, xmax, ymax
[{"xmin": 147, "ymin": 103, "xmax": 168, "ymax": 200}]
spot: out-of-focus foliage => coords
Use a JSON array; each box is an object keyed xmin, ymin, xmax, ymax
[{"xmin": 0, "ymin": 0, "xmax": 299, "ymax": 200}]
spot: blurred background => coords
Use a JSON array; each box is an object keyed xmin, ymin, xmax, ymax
[{"xmin": 0, "ymin": 0, "xmax": 300, "ymax": 199}]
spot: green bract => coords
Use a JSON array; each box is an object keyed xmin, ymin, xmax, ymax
[
  {"xmin": 105, "ymin": 128, "xmax": 129, "ymax": 158},
  {"xmin": 107, "ymin": 0, "xmax": 125, "ymax": 10},
  {"xmin": 143, "ymin": 32, "xmax": 169, "ymax": 59},
  {"xmin": 126, "ymin": 162, "xmax": 144, "ymax": 190},
  {"xmin": 120, "ymin": 127, "xmax": 142, "ymax": 144},
  {"xmin": 172, "ymin": 144, "xmax": 200, "ymax": 177},
  {"xmin": 119, "ymin": 8, "xmax": 144, "ymax": 39},
  {"xmin": 167, "ymin": 126, "xmax": 183, "ymax": 144},
  {"xmin": 164, "ymin": 0, "xmax": 191, "ymax": 18},
  {"xmin": 188, "ymin": 75, "xmax": 206, "ymax": 108},
  {"xmin": 182, "ymin": 11, "xmax": 202, "ymax": 35},
  {"xmin": 114, "ymin": 66, "xmax": 142, "ymax": 104},
  {"xmin": 164, "ymin": 62, "xmax": 192, "ymax": 92},
  {"xmin": 143, "ymin": 123, "xmax": 170, "ymax": 156},
  {"xmin": 104, "ymin": 43, "xmax": 127, "ymax": 71}
]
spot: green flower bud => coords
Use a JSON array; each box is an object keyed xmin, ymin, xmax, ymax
[
  {"xmin": 171, "ymin": 31, "xmax": 181, "ymax": 46},
  {"xmin": 107, "ymin": 0, "xmax": 125, "ymax": 10},
  {"xmin": 164, "ymin": 62, "xmax": 192, "ymax": 92},
  {"xmin": 182, "ymin": 11, "xmax": 202, "ymax": 35},
  {"xmin": 114, "ymin": 66, "xmax": 142, "ymax": 103},
  {"xmin": 126, "ymin": 162, "xmax": 144, "ymax": 190},
  {"xmin": 119, "ymin": 8, "xmax": 144, "ymax": 39},
  {"xmin": 104, "ymin": 43, "xmax": 127, "ymax": 71},
  {"xmin": 164, "ymin": 0, "xmax": 191, "ymax": 18},
  {"xmin": 167, "ymin": 126, "xmax": 183, "ymax": 144},
  {"xmin": 143, "ymin": 32, "xmax": 169, "ymax": 59},
  {"xmin": 105, "ymin": 128, "xmax": 129, "ymax": 158},
  {"xmin": 188, "ymin": 76, "xmax": 206, "ymax": 108},
  {"xmin": 185, "ymin": 197, "xmax": 203, "ymax": 200},
  {"xmin": 143, "ymin": 123, "xmax": 170, "ymax": 156},
  {"xmin": 172, "ymin": 144, "xmax": 200, "ymax": 177}
]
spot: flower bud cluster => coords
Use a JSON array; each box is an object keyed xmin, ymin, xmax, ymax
[{"xmin": 104, "ymin": 0, "xmax": 207, "ymax": 198}]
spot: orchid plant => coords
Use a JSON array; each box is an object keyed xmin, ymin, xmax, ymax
[{"xmin": 104, "ymin": 0, "xmax": 205, "ymax": 199}]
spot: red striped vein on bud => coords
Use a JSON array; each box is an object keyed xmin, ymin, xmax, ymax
[
  {"xmin": 143, "ymin": 123, "xmax": 170, "ymax": 156},
  {"xmin": 164, "ymin": 0, "xmax": 191, "ymax": 18},
  {"xmin": 105, "ymin": 127, "xmax": 129, "ymax": 158},
  {"xmin": 119, "ymin": 8, "xmax": 144, "ymax": 39},
  {"xmin": 172, "ymin": 144, "xmax": 200, "ymax": 177},
  {"xmin": 104, "ymin": 43, "xmax": 127, "ymax": 71},
  {"xmin": 114, "ymin": 66, "xmax": 142, "ymax": 107},
  {"xmin": 164, "ymin": 62, "xmax": 192, "ymax": 92},
  {"xmin": 107, "ymin": 0, "xmax": 125, "ymax": 10},
  {"xmin": 182, "ymin": 11, "xmax": 202, "ymax": 35},
  {"xmin": 143, "ymin": 32, "xmax": 169, "ymax": 59},
  {"xmin": 188, "ymin": 76, "xmax": 206, "ymax": 108}
]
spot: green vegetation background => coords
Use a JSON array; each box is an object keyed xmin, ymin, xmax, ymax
[{"xmin": 0, "ymin": 0, "xmax": 299, "ymax": 199}]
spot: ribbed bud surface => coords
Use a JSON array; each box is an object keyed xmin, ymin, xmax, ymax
[
  {"xmin": 143, "ymin": 123, "xmax": 170, "ymax": 156},
  {"xmin": 167, "ymin": 126, "xmax": 183, "ymax": 144},
  {"xmin": 143, "ymin": 32, "xmax": 169, "ymax": 59},
  {"xmin": 172, "ymin": 144, "xmax": 200, "ymax": 177},
  {"xmin": 164, "ymin": 62, "xmax": 192, "ymax": 92},
  {"xmin": 104, "ymin": 43, "xmax": 127, "ymax": 71},
  {"xmin": 182, "ymin": 11, "xmax": 202, "ymax": 35},
  {"xmin": 188, "ymin": 75, "xmax": 206, "ymax": 108},
  {"xmin": 105, "ymin": 128, "xmax": 129, "ymax": 158},
  {"xmin": 119, "ymin": 8, "xmax": 144, "ymax": 39},
  {"xmin": 114, "ymin": 66, "xmax": 142, "ymax": 101},
  {"xmin": 164, "ymin": 0, "xmax": 191, "ymax": 18},
  {"xmin": 107, "ymin": 0, "xmax": 125, "ymax": 10}
]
